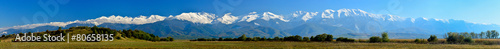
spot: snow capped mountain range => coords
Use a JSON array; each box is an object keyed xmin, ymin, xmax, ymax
[
  {"xmin": 1, "ymin": 9, "xmax": 498, "ymax": 39},
  {"xmin": 0, "ymin": 15, "xmax": 166, "ymax": 32}
]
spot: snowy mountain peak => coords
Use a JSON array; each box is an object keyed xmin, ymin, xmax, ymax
[
  {"xmin": 321, "ymin": 9, "xmax": 336, "ymax": 19},
  {"xmin": 173, "ymin": 12, "xmax": 216, "ymax": 24},
  {"xmin": 238, "ymin": 12, "xmax": 260, "ymax": 22},
  {"xmin": 262, "ymin": 12, "xmax": 290, "ymax": 22},
  {"xmin": 292, "ymin": 11, "xmax": 319, "ymax": 22},
  {"xmin": 0, "ymin": 15, "xmax": 167, "ymax": 32},
  {"xmin": 217, "ymin": 13, "xmax": 239, "ymax": 24}
]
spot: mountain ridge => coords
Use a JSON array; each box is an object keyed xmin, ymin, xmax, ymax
[{"xmin": 1, "ymin": 9, "xmax": 499, "ymax": 39}]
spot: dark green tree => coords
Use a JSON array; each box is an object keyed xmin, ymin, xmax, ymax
[
  {"xmin": 127, "ymin": 29, "xmax": 133, "ymax": 37},
  {"xmin": 336, "ymin": 37, "xmax": 355, "ymax": 42},
  {"xmin": 492, "ymin": 30, "xmax": 498, "ymax": 39},
  {"xmin": 428, "ymin": 35, "xmax": 438, "ymax": 42},
  {"xmin": 464, "ymin": 37, "xmax": 474, "ymax": 43},
  {"xmin": 470, "ymin": 32, "xmax": 476, "ymax": 39},
  {"xmin": 245, "ymin": 38, "xmax": 252, "ymax": 41},
  {"xmin": 58, "ymin": 27, "xmax": 62, "ymax": 30},
  {"xmin": 261, "ymin": 37, "xmax": 267, "ymax": 41},
  {"xmin": 274, "ymin": 37, "xmax": 280, "ymax": 41},
  {"xmin": 284, "ymin": 35, "xmax": 302, "ymax": 41},
  {"xmin": 312, "ymin": 33, "xmax": 333, "ymax": 41},
  {"xmin": 253, "ymin": 37, "xmax": 260, "ymax": 41},
  {"xmin": 167, "ymin": 37, "xmax": 174, "ymax": 41},
  {"xmin": 446, "ymin": 32, "xmax": 460, "ymax": 43},
  {"xmin": 487, "ymin": 30, "xmax": 492, "ymax": 38},
  {"xmin": 382, "ymin": 32, "xmax": 389, "ymax": 42},
  {"xmin": 160, "ymin": 38, "xmax": 168, "ymax": 41},
  {"xmin": 480, "ymin": 32, "xmax": 485, "ymax": 39},
  {"xmin": 414, "ymin": 39, "xmax": 421, "ymax": 43},
  {"xmin": 218, "ymin": 38, "xmax": 223, "ymax": 41},
  {"xmin": 326, "ymin": 35, "xmax": 333, "ymax": 41},
  {"xmin": 369, "ymin": 36, "xmax": 381, "ymax": 43},
  {"xmin": 303, "ymin": 37, "xmax": 310, "ymax": 41},
  {"xmin": 238, "ymin": 34, "xmax": 247, "ymax": 41},
  {"xmin": 446, "ymin": 32, "xmax": 473, "ymax": 43},
  {"xmin": 223, "ymin": 38, "xmax": 233, "ymax": 41},
  {"xmin": 27, "ymin": 32, "xmax": 32, "ymax": 35}
]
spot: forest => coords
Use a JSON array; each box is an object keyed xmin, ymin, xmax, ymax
[{"xmin": 191, "ymin": 31, "xmax": 500, "ymax": 45}]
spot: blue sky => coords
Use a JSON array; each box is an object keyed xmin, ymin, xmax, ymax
[{"xmin": 0, "ymin": 0, "xmax": 499, "ymax": 28}]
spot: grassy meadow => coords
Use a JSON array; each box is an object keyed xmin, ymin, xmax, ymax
[{"xmin": 1, "ymin": 39, "xmax": 500, "ymax": 49}]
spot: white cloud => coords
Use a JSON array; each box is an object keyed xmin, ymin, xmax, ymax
[
  {"xmin": 0, "ymin": 15, "xmax": 167, "ymax": 32},
  {"xmin": 254, "ymin": 23, "xmax": 260, "ymax": 26},
  {"xmin": 239, "ymin": 12, "xmax": 260, "ymax": 22},
  {"xmin": 262, "ymin": 12, "xmax": 290, "ymax": 22},
  {"xmin": 173, "ymin": 12, "xmax": 216, "ymax": 24},
  {"xmin": 217, "ymin": 13, "xmax": 239, "ymax": 24}
]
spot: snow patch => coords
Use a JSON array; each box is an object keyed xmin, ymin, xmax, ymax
[
  {"xmin": 239, "ymin": 12, "xmax": 260, "ymax": 22},
  {"xmin": 293, "ymin": 11, "xmax": 318, "ymax": 22},
  {"xmin": 262, "ymin": 12, "xmax": 290, "ymax": 22},
  {"xmin": 217, "ymin": 13, "xmax": 239, "ymax": 24},
  {"xmin": 174, "ymin": 12, "xmax": 216, "ymax": 24},
  {"xmin": 321, "ymin": 9, "xmax": 335, "ymax": 18},
  {"xmin": 411, "ymin": 18, "xmax": 416, "ymax": 23},
  {"xmin": 301, "ymin": 12, "xmax": 318, "ymax": 22}
]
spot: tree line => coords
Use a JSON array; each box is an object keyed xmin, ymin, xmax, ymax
[
  {"xmin": 418, "ymin": 30, "xmax": 499, "ymax": 44},
  {"xmin": 191, "ymin": 33, "xmax": 361, "ymax": 42},
  {"xmin": 368, "ymin": 32, "xmax": 390, "ymax": 43},
  {"xmin": 444, "ymin": 32, "xmax": 474, "ymax": 43},
  {"xmin": 88, "ymin": 26, "xmax": 174, "ymax": 41},
  {"xmin": 191, "ymin": 33, "xmax": 337, "ymax": 42},
  {"xmin": 444, "ymin": 30, "xmax": 499, "ymax": 39},
  {"xmin": 189, "ymin": 31, "xmax": 497, "ymax": 45}
]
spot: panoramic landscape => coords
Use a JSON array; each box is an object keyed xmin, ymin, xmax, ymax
[{"xmin": 1, "ymin": 0, "xmax": 500, "ymax": 49}]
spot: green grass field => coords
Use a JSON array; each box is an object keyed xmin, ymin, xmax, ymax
[{"xmin": 1, "ymin": 40, "xmax": 500, "ymax": 49}]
